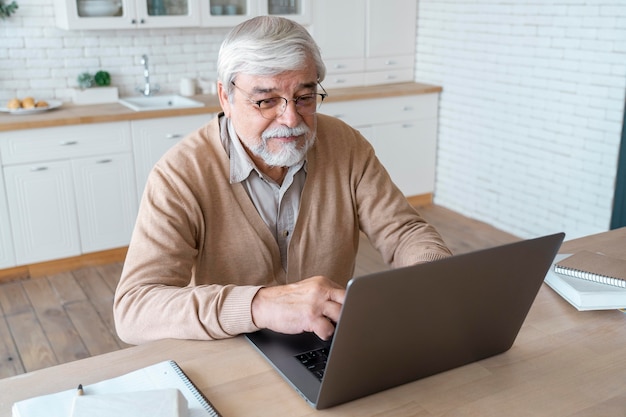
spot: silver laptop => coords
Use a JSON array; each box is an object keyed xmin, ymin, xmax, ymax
[{"xmin": 246, "ymin": 233, "xmax": 564, "ymax": 409}]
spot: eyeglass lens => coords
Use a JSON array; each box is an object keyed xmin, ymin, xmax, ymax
[{"xmin": 258, "ymin": 94, "xmax": 324, "ymax": 119}]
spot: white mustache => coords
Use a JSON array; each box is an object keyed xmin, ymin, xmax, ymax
[{"xmin": 262, "ymin": 124, "xmax": 310, "ymax": 140}]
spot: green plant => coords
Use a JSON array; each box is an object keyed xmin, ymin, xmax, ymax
[
  {"xmin": 0, "ymin": 0, "xmax": 18, "ymax": 19},
  {"xmin": 77, "ymin": 72, "xmax": 94, "ymax": 88},
  {"xmin": 94, "ymin": 71, "xmax": 111, "ymax": 87},
  {"xmin": 77, "ymin": 70, "xmax": 111, "ymax": 88}
]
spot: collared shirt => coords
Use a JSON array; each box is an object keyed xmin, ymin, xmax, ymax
[{"xmin": 221, "ymin": 116, "xmax": 307, "ymax": 271}]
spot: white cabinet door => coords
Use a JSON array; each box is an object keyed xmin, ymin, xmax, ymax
[
  {"xmin": 366, "ymin": 0, "xmax": 417, "ymax": 58},
  {"xmin": 72, "ymin": 153, "xmax": 138, "ymax": 253},
  {"xmin": 132, "ymin": 114, "xmax": 210, "ymax": 200},
  {"xmin": 0, "ymin": 169, "xmax": 15, "ymax": 269},
  {"xmin": 312, "ymin": 0, "xmax": 364, "ymax": 61},
  {"xmin": 369, "ymin": 119, "xmax": 437, "ymax": 196},
  {"xmin": 4, "ymin": 161, "xmax": 80, "ymax": 265}
]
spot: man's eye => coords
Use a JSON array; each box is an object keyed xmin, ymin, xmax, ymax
[
  {"xmin": 296, "ymin": 95, "xmax": 316, "ymax": 105},
  {"xmin": 257, "ymin": 98, "xmax": 282, "ymax": 108}
]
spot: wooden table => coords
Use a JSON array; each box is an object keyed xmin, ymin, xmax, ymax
[{"xmin": 1, "ymin": 229, "xmax": 625, "ymax": 416}]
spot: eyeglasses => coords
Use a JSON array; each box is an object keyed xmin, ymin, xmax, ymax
[{"xmin": 231, "ymin": 81, "xmax": 328, "ymax": 120}]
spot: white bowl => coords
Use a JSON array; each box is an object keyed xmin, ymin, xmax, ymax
[{"xmin": 78, "ymin": 0, "xmax": 121, "ymax": 17}]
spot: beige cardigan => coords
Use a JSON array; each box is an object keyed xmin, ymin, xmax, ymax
[{"xmin": 114, "ymin": 114, "xmax": 451, "ymax": 344}]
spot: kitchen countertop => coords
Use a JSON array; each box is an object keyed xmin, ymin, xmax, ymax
[{"xmin": 0, "ymin": 82, "xmax": 442, "ymax": 132}]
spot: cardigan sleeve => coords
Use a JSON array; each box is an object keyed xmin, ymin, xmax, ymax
[
  {"xmin": 113, "ymin": 119, "xmax": 268, "ymax": 344},
  {"xmin": 113, "ymin": 165, "xmax": 263, "ymax": 344},
  {"xmin": 351, "ymin": 130, "xmax": 452, "ymax": 267}
]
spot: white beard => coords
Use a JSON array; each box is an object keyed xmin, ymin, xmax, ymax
[{"xmin": 250, "ymin": 122, "xmax": 316, "ymax": 167}]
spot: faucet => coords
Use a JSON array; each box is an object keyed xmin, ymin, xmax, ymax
[{"xmin": 137, "ymin": 54, "xmax": 159, "ymax": 96}]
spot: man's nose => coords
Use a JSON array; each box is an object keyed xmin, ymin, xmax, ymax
[{"xmin": 276, "ymin": 99, "xmax": 301, "ymax": 127}]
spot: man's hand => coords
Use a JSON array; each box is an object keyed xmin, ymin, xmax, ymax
[{"xmin": 251, "ymin": 276, "xmax": 346, "ymax": 340}]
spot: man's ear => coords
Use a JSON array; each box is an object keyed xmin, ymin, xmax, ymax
[{"xmin": 217, "ymin": 81, "xmax": 231, "ymax": 117}]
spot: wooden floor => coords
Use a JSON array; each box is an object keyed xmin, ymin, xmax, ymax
[{"xmin": 0, "ymin": 205, "xmax": 518, "ymax": 379}]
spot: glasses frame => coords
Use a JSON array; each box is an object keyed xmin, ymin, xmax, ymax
[{"xmin": 230, "ymin": 81, "xmax": 328, "ymax": 120}]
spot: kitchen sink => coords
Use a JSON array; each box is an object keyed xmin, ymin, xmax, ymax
[{"xmin": 119, "ymin": 95, "xmax": 204, "ymax": 111}]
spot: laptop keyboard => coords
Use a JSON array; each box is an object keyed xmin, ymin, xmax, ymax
[{"xmin": 295, "ymin": 347, "xmax": 330, "ymax": 381}]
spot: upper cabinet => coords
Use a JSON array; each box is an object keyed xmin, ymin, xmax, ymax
[
  {"xmin": 311, "ymin": 0, "xmax": 417, "ymax": 89},
  {"xmin": 200, "ymin": 0, "xmax": 310, "ymax": 27},
  {"xmin": 54, "ymin": 0, "xmax": 310, "ymax": 29},
  {"xmin": 54, "ymin": 0, "xmax": 200, "ymax": 29}
]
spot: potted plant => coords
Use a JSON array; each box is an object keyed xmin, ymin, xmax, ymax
[{"xmin": 73, "ymin": 70, "xmax": 119, "ymax": 104}]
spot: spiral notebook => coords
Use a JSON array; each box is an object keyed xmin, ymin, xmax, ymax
[
  {"xmin": 12, "ymin": 360, "xmax": 221, "ymax": 417},
  {"xmin": 554, "ymin": 250, "xmax": 626, "ymax": 288}
]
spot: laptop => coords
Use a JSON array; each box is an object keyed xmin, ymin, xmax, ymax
[{"xmin": 246, "ymin": 232, "xmax": 564, "ymax": 409}]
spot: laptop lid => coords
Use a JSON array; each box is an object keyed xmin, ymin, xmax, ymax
[{"xmin": 246, "ymin": 232, "xmax": 564, "ymax": 409}]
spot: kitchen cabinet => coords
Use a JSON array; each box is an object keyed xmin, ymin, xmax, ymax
[
  {"xmin": 200, "ymin": 0, "xmax": 311, "ymax": 27},
  {"xmin": 131, "ymin": 114, "xmax": 211, "ymax": 201},
  {"xmin": 4, "ymin": 161, "xmax": 81, "ymax": 265},
  {"xmin": 312, "ymin": 0, "xmax": 416, "ymax": 89},
  {"xmin": 55, "ymin": 0, "xmax": 309, "ymax": 30},
  {"xmin": 320, "ymin": 93, "xmax": 439, "ymax": 197},
  {"xmin": 72, "ymin": 153, "xmax": 138, "ymax": 253},
  {"xmin": 0, "ymin": 168, "xmax": 15, "ymax": 269},
  {"xmin": 54, "ymin": 0, "xmax": 200, "ymax": 30},
  {"xmin": 0, "ymin": 122, "xmax": 137, "ymax": 265}
]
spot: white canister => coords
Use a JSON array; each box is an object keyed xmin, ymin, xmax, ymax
[{"xmin": 180, "ymin": 77, "xmax": 196, "ymax": 96}]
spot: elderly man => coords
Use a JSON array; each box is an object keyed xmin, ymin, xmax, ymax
[{"xmin": 113, "ymin": 16, "xmax": 451, "ymax": 344}]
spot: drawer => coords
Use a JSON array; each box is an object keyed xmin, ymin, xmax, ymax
[
  {"xmin": 322, "ymin": 72, "xmax": 366, "ymax": 89},
  {"xmin": 320, "ymin": 93, "xmax": 439, "ymax": 127},
  {"xmin": 324, "ymin": 58, "xmax": 366, "ymax": 74},
  {"xmin": 0, "ymin": 121, "xmax": 132, "ymax": 165},
  {"xmin": 366, "ymin": 55, "xmax": 414, "ymax": 71},
  {"xmin": 364, "ymin": 69, "xmax": 415, "ymax": 86}
]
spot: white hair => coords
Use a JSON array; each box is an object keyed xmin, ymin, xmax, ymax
[{"xmin": 217, "ymin": 16, "xmax": 326, "ymax": 95}]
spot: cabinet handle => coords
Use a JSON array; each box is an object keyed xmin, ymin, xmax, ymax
[
  {"xmin": 385, "ymin": 60, "xmax": 397, "ymax": 66},
  {"xmin": 386, "ymin": 74, "xmax": 397, "ymax": 80},
  {"xmin": 30, "ymin": 166, "xmax": 48, "ymax": 172},
  {"xmin": 334, "ymin": 64, "xmax": 346, "ymax": 69},
  {"xmin": 165, "ymin": 133, "xmax": 182, "ymax": 139},
  {"xmin": 334, "ymin": 78, "xmax": 347, "ymax": 84},
  {"xmin": 402, "ymin": 106, "xmax": 413, "ymax": 111},
  {"xmin": 333, "ymin": 114, "xmax": 345, "ymax": 119},
  {"xmin": 402, "ymin": 124, "xmax": 414, "ymax": 129},
  {"xmin": 59, "ymin": 140, "xmax": 78, "ymax": 146},
  {"xmin": 96, "ymin": 159, "xmax": 113, "ymax": 164}
]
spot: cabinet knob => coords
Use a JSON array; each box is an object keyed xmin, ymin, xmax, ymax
[
  {"xmin": 140, "ymin": 18, "xmax": 145, "ymax": 24},
  {"xmin": 131, "ymin": 19, "xmax": 136, "ymax": 24}
]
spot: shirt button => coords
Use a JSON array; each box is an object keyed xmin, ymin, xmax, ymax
[{"xmin": 282, "ymin": 230, "xmax": 290, "ymax": 237}]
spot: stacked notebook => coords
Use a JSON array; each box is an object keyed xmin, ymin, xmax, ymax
[
  {"xmin": 544, "ymin": 251, "xmax": 626, "ymax": 311},
  {"xmin": 12, "ymin": 361, "xmax": 221, "ymax": 417}
]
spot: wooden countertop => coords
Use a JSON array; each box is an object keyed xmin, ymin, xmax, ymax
[{"xmin": 0, "ymin": 82, "xmax": 441, "ymax": 132}]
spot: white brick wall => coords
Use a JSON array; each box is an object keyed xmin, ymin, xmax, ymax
[{"xmin": 416, "ymin": 0, "xmax": 626, "ymax": 239}]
